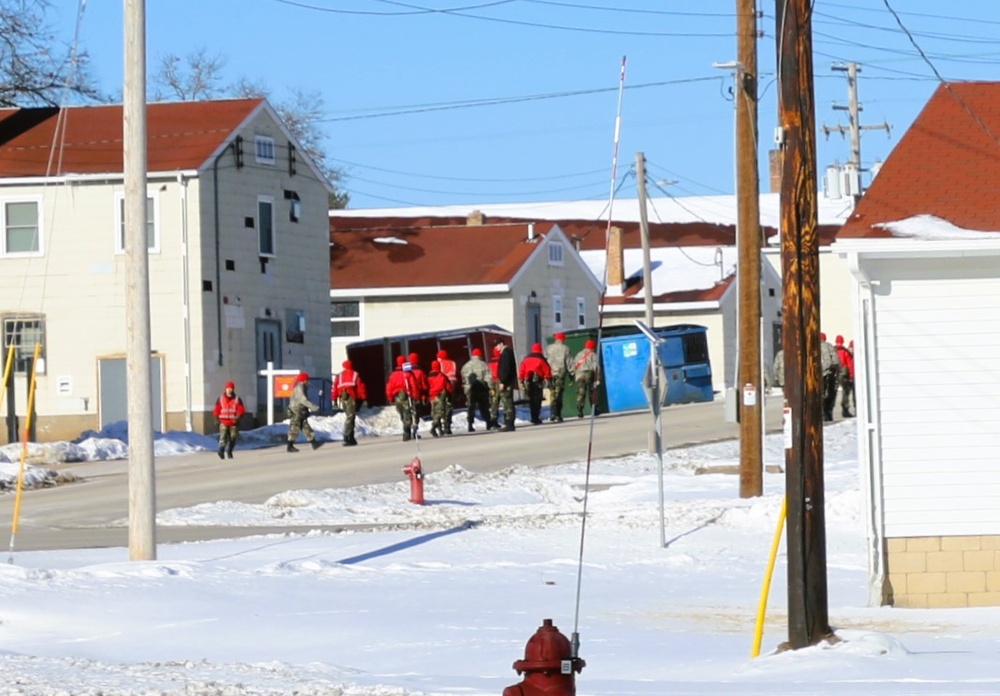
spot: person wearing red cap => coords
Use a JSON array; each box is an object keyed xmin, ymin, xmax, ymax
[
  {"xmin": 819, "ymin": 333, "xmax": 840, "ymax": 422},
  {"xmin": 333, "ymin": 359, "xmax": 367, "ymax": 447},
  {"xmin": 386, "ymin": 355, "xmax": 418, "ymax": 441},
  {"xmin": 544, "ymin": 332, "xmax": 571, "ymax": 422},
  {"xmin": 572, "ymin": 338, "xmax": 600, "ymax": 418},
  {"xmin": 436, "ymin": 349, "xmax": 458, "ymax": 435},
  {"xmin": 406, "ymin": 352, "xmax": 430, "ymax": 440},
  {"xmin": 834, "ymin": 336, "xmax": 855, "ymax": 418},
  {"xmin": 519, "ymin": 342, "xmax": 552, "ymax": 425},
  {"xmin": 460, "ymin": 346, "xmax": 492, "ymax": 432},
  {"xmin": 427, "ymin": 359, "xmax": 454, "ymax": 438},
  {"xmin": 487, "ymin": 344, "xmax": 503, "ymax": 430},
  {"xmin": 212, "ymin": 380, "xmax": 245, "ymax": 460},
  {"xmin": 286, "ymin": 371, "xmax": 321, "ymax": 452}
]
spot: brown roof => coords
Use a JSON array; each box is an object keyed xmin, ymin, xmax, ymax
[
  {"xmin": 0, "ymin": 99, "xmax": 264, "ymax": 177},
  {"xmin": 839, "ymin": 82, "xmax": 1000, "ymax": 238},
  {"xmin": 330, "ymin": 221, "xmax": 558, "ymax": 289}
]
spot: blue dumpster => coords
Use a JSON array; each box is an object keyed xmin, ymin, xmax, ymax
[{"xmin": 599, "ymin": 325, "xmax": 713, "ymax": 412}]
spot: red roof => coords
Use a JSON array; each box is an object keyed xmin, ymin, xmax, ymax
[
  {"xmin": 0, "ymin": 99, "xmax": 264, "ymax": 177},
  {"xmin": 330, "ymin": 221, "xmax": 558, "ymax": 289},
  {"xmin": 840, "ymin": 82, "xmax": 1000, "ymax": 238}
]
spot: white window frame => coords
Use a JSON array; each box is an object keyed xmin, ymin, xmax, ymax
[
  {"xmin": 1, "ymin": 196, "xmax": 43, "ymax": 258},
  {"xmin": 255, "ymin": 135, "xmax": 276, "ymax": 165},
  {"xmin": 114, "ymin": 192, "xmax": 160, "ymax": 254},
  {"xmin": 576, "ymin": 297, "xmax": 586, "ymax": 328},
  {"xmin": 257, "ymin": 195, "xmax": 276, "ymax": 257},
  {"xmin": 553, "ymin": 294, "xmax": 563, "ymax": 328},
  {"xmin": 331, "ymin": 300, "xmax": 361, "ymax": 341},
  {"xmin": 2, "ymin": 313, "xmax": 46, "ymax": 373},
  {"xmin": 547, "ymin": 241, "xmax": 564, "ymax": 266}
]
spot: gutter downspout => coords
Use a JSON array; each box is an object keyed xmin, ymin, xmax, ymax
[
  {"xmin": 178, "ymin": 173, "xmax": 193, "ymax": 431},
  {"xmin": 212, "ymin": 144, "xmax": 232, "ymax": 367}
]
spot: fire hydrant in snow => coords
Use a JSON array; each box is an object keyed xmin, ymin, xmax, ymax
[
  {"xmin": 503, "ymin": 618, "xmax": 585, "ymax": 696},
  {"xmin": 402, "ymin": 456, "xmax": 425, "ymax": 505}
]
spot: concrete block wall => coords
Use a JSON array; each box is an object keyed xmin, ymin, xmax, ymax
[{"xmin": 886, "ymin": 535, "xmax": 1000, "ymax": 608}]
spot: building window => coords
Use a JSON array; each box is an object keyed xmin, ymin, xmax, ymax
[
  {"xmin": 258, "ymin": 196, "xmax": 275, "ymax": 257},
  {"xmin": 576, "ymin": 297, "xmax": 586, "ymax": 328},
  {"xmin": 553, "ymin": 295, "xmax": 563, "ymax": 327},
  {"xmin": 285, "ymin": 309, "xmax": 305, "ymax": 344},
  {"xmin": 331, "ymin": 300, "xmax": 360, "ymax": 338},
  {"xmin": 2, "ymin": 314, "xmax": 45, "ymax": 373},
  {"xmin": 255, "ymin": 135, "xmax": 276, "ymax": 165},
  {"xmin": 2, "ymin": 199, "xmax": 42, "ymax": 256},
  {"xmin": 284, "ymin": 190, "xmax": 301, "ymax": 223},
  {"xmin": 547, "ymin": 242, "xmax": 564, "ymax": 266},
  {"xmin": 115, "ymin": 194, "xmax": 159, "ymax": 253}
]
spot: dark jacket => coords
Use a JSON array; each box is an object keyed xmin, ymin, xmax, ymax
[{"xmin": 496, "ymin": 344, "xmax": 517, "ymax": 388}]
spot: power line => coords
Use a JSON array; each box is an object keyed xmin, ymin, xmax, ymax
[{"xmin": 332, "ymin": 157, "xmax": 609, "ymax": 183}]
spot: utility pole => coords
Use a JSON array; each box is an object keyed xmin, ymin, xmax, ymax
[
  {"xmin": 636, "ymin": 152, "xmax": 658, "ymax": 453},
  {"xmin": 124, "ymin": 0, "xmax": 156, "ymax": 561},
  {"xmin": 822, "ymin": 62, "xmax": 891, "ymax": 204},
  {"xmin": 776, "ymin": 0, "xmax": 830, "ymax": 648},
  {"xmin": 736, "ymin": 0, "xmax": 763, "ymax": 498}
]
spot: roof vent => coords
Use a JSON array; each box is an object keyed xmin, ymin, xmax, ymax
[
  {"xmin": 467, "ymin": 210, "xmax": 485, "ymax": 226},
  {"xmin": 527, "ymin": 222, "xmax": 535, "ymax": 241}
]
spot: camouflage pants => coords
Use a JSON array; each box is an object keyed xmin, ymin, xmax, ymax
[
  {"xmin": 525, "ymin": 379, "xmax": 544, "ymax": 423},
  {"xmin": 431, "ymin": 392, "xmax": 450, "ymax": 430},
  {"xmin": 839, "ymin": 372, "xmax": 855, "ymax": 417},
  {"xmin": 218, "ymin": 423, "xmax": 238, "ymax": 452},
  {"xmin": 488, "ymin": 385, "xmax": 500, "ymax": 424},
  {"xmin": 575, "ymin": 372, "xmax": 596, "ymax": 416},
  {"xmin": 548, "ymin": 372, "xmax": 567, "ymax": 420},
  {"xmin": 339, "ymin": 394, "xmax": 357, "ymax": 439},
  {"xmin": 394, "ymin": 392, "xmax": 415, "ymax": 431},
  {"xmin": 498, "ymin": 384, "xmax": 515, "ymax": 427},
  {"xmin": 287, "ymin": 408, "xmax": 314, "ymax": 442}
]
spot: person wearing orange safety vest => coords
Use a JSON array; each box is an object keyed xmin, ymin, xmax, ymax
[
  {"xmin": 436, "ymin": 348, "xmax": 458, "ymax": 435},
  {"xmin": 427, "ymin": 359, "xmax": 454, "ymax": 438},
  {"xmin": 386, "ymin": 355, "xmax": 422, "ymax": 442},
  {"xmin": 212, "ymin": 381, "xmax": 246, "ymax": 460},
  {"xmin": 333, "ymin": 359, "xmax": 367, "ymax": 447}
]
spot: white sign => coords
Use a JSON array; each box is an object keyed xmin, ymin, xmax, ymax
[
  {"xmin": 742, "ymin": 383, "xmax": 756, "ymax": 406},
  {"xmin": 783, "ymin": 406, "xmax": 793, "ymax": 449},
  {"xmin": 56, "ymin": 375, "xmax": 73, "ymax": 395}
]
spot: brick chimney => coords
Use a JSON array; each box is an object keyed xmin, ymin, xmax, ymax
[
  {"xmin": 606, "ymin": 226, "xmax": 625, "ymax": 292},
  {"xmin": 768, "ymin": 149, "xmax": 782, "ymax": 193},
  {"xmin": 466, "ymin": 210, "xmax": 485, "ymax": 226}
]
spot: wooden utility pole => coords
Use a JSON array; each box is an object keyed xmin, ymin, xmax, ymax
[
  {"xmin": 776, "ymin": 0, "xmax": 829, "ymax": 648},
  {"xmin": 124, "ymin": 0, "xmax": 157, "ymax": 561},
  {"xmin": 736, "ymin": 0, "xmax": 763, "ymax": 498}
]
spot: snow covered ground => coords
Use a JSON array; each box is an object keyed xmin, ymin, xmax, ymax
[{"xmin": 0, "ymin": 411, "xmax": 998, "ymax": 695}]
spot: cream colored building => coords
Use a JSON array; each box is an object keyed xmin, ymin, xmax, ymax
[{"xmin": 0, "ymin": 99, "xmax": 333, "ymax": 442}]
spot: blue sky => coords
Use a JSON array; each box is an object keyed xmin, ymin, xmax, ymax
[{"xmin": 53, "ymin": 1, "xmax": 1000, "ymax": 209}]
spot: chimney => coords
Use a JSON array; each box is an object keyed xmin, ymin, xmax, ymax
[
  {"xmin": 466, "ymin": 210, "xmax": 485, "ymax": 226},
  {"xmin": 768, "ymin": 149, "xmax": 782, "ymax": 193},
  {"xmin": 606, "ymin": 225, "xmax": 625, "ymax": 292},
  {"xmin": 527, "ymin": 222, "xmax": 535, "ymax": 241}
]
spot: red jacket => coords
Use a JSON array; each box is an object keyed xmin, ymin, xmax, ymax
[
  {"xmin": 213, "ymin": 392, "xmax": 245, "ymax": 427},
  {"xmin": 386, "ymin": 369, "xmax": 423, "ymax": 402},
  {"xmin": 836, "ymin": 345, "xmax": 854, "ymax": 380},
  {"xmin": 334, "ymin": 368, "xmax": 367, "ymax": 401},
  {"xmin": 519, "ymin": 353, "xmax": 552, "ymax": 382},
  {"xmin": 428, "ymin": 370, "xmax": 454, "ymax": 399},
  {"xmin": 438, "ymin": 357, "xmax": 458, "ymax": 385}
]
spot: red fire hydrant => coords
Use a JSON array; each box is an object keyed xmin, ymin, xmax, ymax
[
  {"xmin": 503, "ymin": 618, "xmax": 585, "ymax": 696},
  {"xmin": 402, "ymin": 456, "xmax": 425, "ymax": 505}
]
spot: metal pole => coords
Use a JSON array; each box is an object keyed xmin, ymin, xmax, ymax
[{"xmin": 124, "ymin": 0, "xmax": 156, "ymax": 561}]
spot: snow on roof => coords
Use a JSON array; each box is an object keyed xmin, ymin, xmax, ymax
[
  {"xmin": 876, "ymin": 214, "xmax": 1000, "ymax": 240},
  {"xmin": 331, "ymin": 193, "xmax": 854, "ymax": 229},
  {"xmin": 580, "ymin": 245, "xmax": 735, "ymax": 296}
]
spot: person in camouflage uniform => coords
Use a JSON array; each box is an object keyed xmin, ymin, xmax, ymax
[
  {"xmin": 819, "ymin": 332, "xmax": 841, "ymax": 422},
  {"xmin": 771, "ymin": 349, "xmax": 784, "ymax": 391},
  {"xmin": 332, "ymin": 359, "xmax": 366, "ymax": 447},
  {"xmin": 461, "ymin": 347, "xmax": 492, "ymax": 432},
  {"xmin": 494, "ymin": 338, "xmax": 518, "ymax": 431},
  {"xmin": 487, "ymin": 344, "xmax": 502, "ymax": 430},
  {"xmin": 571, "ymin": 339, "xmax": 600, "ymax": 418},
  {"xmin": 286, "ymin": 372, "xmax": 321, "ymax": 452},
  {"xmin": 544, "ymin": 332, "xmax": 571, "ymax": 422},
  {"xmin": 427, "ymin": 360, "xmax": 454, "ymax": 437},
  {"xmin": 386, "ymin": 355, "xmax": 421, "ymax": 441}
]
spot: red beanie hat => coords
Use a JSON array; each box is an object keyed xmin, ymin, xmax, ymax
[
  {"xmin": 835, "ymin": 335, "xmax": 844, "ymax": 345},
  {"xmin": 437, "ymin": 349, "xmax": 448, "ymax": 359},
  {"xmin": 431, "ymin": 360, "xmax": 440, "ymax": 371},
  {"xmin": 585, "ymin": 339, "xmax": 596, "ymax": 349},
  {"xmin": 408, "ymin": 352, "xmax": 419, "ymax": 364},
  {"xmin": 225, "ymin": 381, "xmax": 235, "ymax": 390},
  {"xmin": 532, "ymin": 343, "xmax": 543, "ymax": 353},
  {"xmin": 296, "ymin": 371, "xmax": 309, "ymax": 383},
  {"xmin": 396, "ymin": 355, "xmax": 405, "ymax": 367},
  {"xmin": 820, "ymin": 332, "xmax": 827, "ymax": 341},
  {"xmin": 554, "ymin": 332, "xmax": 565, "ymax": 341},
  {"xmin": 343, "ymin": 360, "xmax": 353, "ymax": 370},
  {"xmin": 472, "ymin": 348, "xmax": 483, "ymax": 357}
]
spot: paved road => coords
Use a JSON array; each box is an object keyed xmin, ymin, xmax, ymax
[{"xmin": 0, "ymin": 397, "xmax": 787, "ymax": 551}]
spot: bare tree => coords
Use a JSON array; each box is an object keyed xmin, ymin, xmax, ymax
[
  {"xmin": 0, "ymin": 0, "xmax": 100, "ymax": 107},
  {"xmin": 154, "ymin": 51, "xmax": 349, "ymax": 208}
]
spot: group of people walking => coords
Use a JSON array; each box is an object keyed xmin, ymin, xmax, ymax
[
  {"xmin": 211, "ymin": 332, "xmax": 605, "ymax": 455},
  {"xmin": 771, "ymin": 332, "xmax": 855, "ymax": 421}
]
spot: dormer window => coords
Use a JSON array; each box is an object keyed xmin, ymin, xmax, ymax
[
  {"xmin": 255, "ymin": 136, "xmax": 276, "ymax": 165},
  {"xmin": 547, "ymin": 241, "xmax": 564, "ymax": 266}
]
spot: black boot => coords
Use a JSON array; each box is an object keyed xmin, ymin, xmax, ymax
[
  {"xmin": 226, "ymin": 447, "xmax": 234, "ymax": 459},
  {"xmin": 403, "ymin": 430, "xmax": 411, "ymax": 442},
  {"xmin": 217, "ymin": 448, "xmax": 225, "ymax": 460},
  {"xmin": 412, "ymin": 427, "xmax": 420, "ymax": 440},
  {"xmin": 431, "ymin": 425, "xmax": 440, "ymax": 438},
  {"xmin": 311, "ymin": 440, "xmax": 322, "ymax": 450},
  {"xmin": 468, "ymin": 422, "xmax": 475, "ymax": 433},
  {"xmin": 444, "ymin": 425, "xmax": 452, "ymax": 435},
  {"xmin": 287, "ymin": 441, "xmax": 299, "ymax": 453}
]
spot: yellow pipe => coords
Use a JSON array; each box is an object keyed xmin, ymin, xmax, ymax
[
  {"xmin": 8, "ymin": 343, "xmax": 42, "ymax": 558},
  {"xmin": 751, "ymin": 495, "xmax": 787, "ymax": 657}
]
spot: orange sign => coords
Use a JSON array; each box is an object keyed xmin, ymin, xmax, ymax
[{"xmin": 274, "ymin": 375, "xmax": 297, "ymax": 398}]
